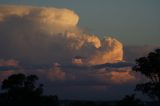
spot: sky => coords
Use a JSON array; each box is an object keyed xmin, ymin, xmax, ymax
[
  {"xmin": 0, "ymin": 0, "xmax": 160, "ymax": 45},
  {"xmin": 0, "ymin": 0, "xmax": 159, "ymax": 101}
]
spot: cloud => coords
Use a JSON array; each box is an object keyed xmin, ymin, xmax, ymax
[
  {"xmin": 0, "ymin": 59, "xmax": 19, "ymax": 67},
  {"xmin": 46, "ymin": 64, "xmax": 66, "ymax": 80},
  {"xmin": 92, "ymin": 61, "xmax": 134, "ymax": 69},
  {"xmin": 88, "ymin": 67, "xmax": 137, "ymax": 84},
  {"xmin": 0, "ymin": 5, "xmax": 79, "ymax": 27},
  {"xmin": 0, "ymin": 5, "xmax": 123, "ymax": 66},
  {"xmin": 110, "ymin": 70, "xmax": 135, "ymax": 84},
  {"xmin": 87, "ymin": 37, "xmax": 123, "ymax": 65},
  {"xmin": 0, "ymin": 59, "xmax": 19, "ymax": 81},
  {"xmin": 0, "ymin": 4, "xmax": 132, "ymax": 87},
  {"xmin": 72, "ymin": 58, "xmax": 83, "ymax": 65},
  {"xmin": 0, "ymin": 59, "xmax": 19, "ymax": 71},
  {"xmin": 0, "ymin": 5, "xmax": 142, "ymax": 100}
]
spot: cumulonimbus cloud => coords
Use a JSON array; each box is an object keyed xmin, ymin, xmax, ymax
[
  {"xmin": 0, "ymin": 5, "xmax": 154, "ymax": 100},
  {"xmin": 0, "ymin": 5, "xmax": 136, "ymax": 87},
  {"xmin": 0, "ymin": 5, "xmax": 123, "ymax": 65}
]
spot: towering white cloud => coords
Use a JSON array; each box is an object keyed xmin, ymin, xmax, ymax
[
  {"xmin": 0, "ymin": 5, "xmax": 123, "ymax": 66},
  {"xmin": 0, "ymin": 5, "xmax": 128, "ymax": 86}
]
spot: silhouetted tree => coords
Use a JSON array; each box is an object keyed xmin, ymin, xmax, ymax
[
  {"xmin": 0, "ymin": 73, "xmax": 59, "ymax": 106},
  {"xmin": 117, "ymin": 94, "xmax": 143, "ymax": 106},
  {"xmin": 133, "ymin": 49, "xmax": 160, "ymax": 103}
]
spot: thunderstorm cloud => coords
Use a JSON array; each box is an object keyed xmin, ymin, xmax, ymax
[
  {"xmin": 0, "ymin": 5, "xmax": 123, "ymax": 65},
  {"xmin": 0, "ymin": 5, "xmax": 151, "ymax": 100}
]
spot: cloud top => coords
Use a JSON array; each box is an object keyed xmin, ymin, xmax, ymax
[{"xmin": 0, "ymin": 5, "xmax": 79, "ymax": 26}]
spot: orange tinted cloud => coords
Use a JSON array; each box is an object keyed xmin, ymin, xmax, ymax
[
  {"xmin": 47, "ymin": 64, "xmax": 66, "ymax": 80},
  {"xmin": 88, "ymin": 37, "xmax": 123, "ymax": 65},
  {"xmin": 89, "ymin": 67, "xmax": 136, "ymax": 84},
  {"xmin": 72, "ymin": 58, "xmax": 83, "ymax": 65},
  {"xmin": 0, "ymin": 5, "xmax": 123, "ymax": 65},
  {"xmin": 0, "ymin": 59, "xmax": 18, "ymax": 81},
  {"xmin": 0, "ymin": 59, "xmax": 19, "ymax": 67},
  {"xmin": 0, "ymin": 5, "xmax": 129, "ymax": 87},
  {"xmin": 0, "ymin": 5, "xmax": 79, "ymax": 27},
  {"xmin": 110, "ymin": 71, "xmax": 135, "ymax": 84}
]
